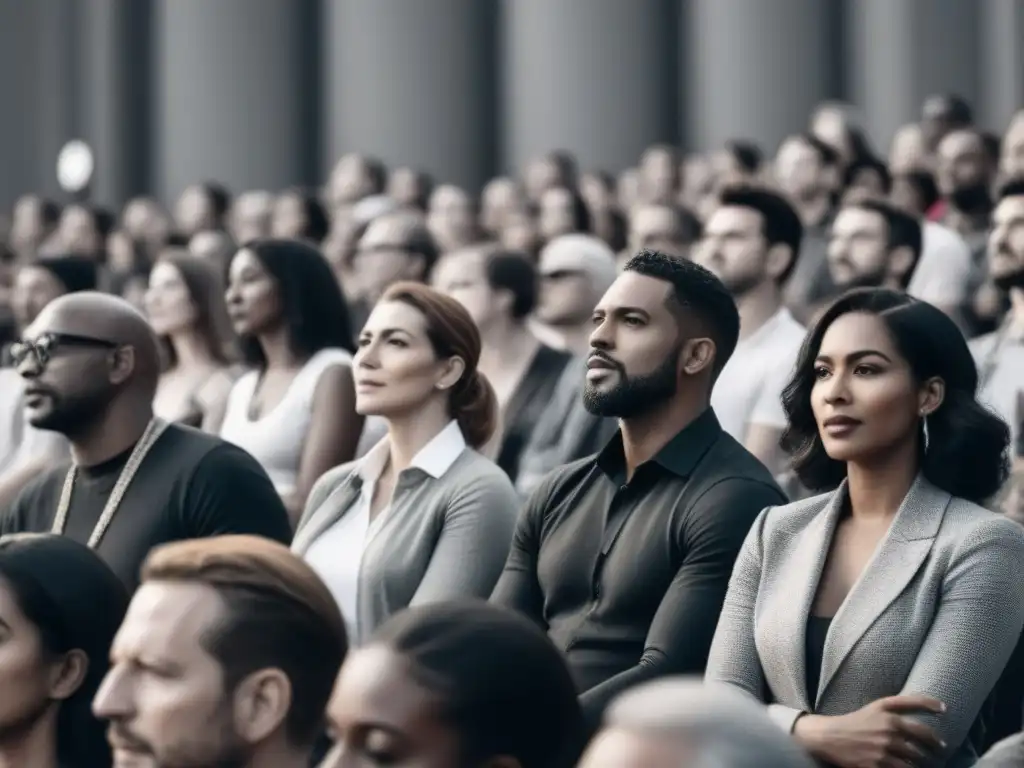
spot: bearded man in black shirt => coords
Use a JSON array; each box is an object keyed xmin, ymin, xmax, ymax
[
  {"xmin": 492, "ymin": 249, "xmax": 787, "ymax": 731},
  {"xmin": 0, "ymin": 292, "xmax": 291, "ymax": 590}
]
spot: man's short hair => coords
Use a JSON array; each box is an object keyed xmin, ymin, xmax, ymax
[
  {"xmin": 622, "ymin": 249, "xmax": 740, "ymax": 376},
  {"xmin": 718, "ymin": 186, "xmax": 804, "ymax": 284},
  {"xmin": 725, "ymin": 140, "xmax": 763, "ymax": 174},
  {"xmin": 798, "ymin": 133, "xmax": 841, "ymax": 168},
  {"xmin": 604, "ymin": 678, "xmax": 816, "ymax": 768},
  {"xmin": 843, "ymin": 155, "xmax": 893, "ymax": 194},
  {"xmin": 998, "ymin": 179, "xmax": 1024, "ymax": 201},
  {"xmin": 141, "ymin": 536, "xmax": 346, "ymax": 747},
  {"xmin": 848, "ymin": 199, "xmax": 923, "ymax": 287}
]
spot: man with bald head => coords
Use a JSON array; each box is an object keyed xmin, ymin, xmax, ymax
[
  {"xmin": 580, "ymin": 677, "xmax": 815, "ymax": 768},
  {"xmin": 0, "ymin": 292, "xmax": 291, "ymax": 590}
]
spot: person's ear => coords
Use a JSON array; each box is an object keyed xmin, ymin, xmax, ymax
[
  {"xmin": 435, "ymin": 356, "xmax": 467, "ymax": 392},
  {"xmin": 232, "ymin": 668, "xmax": 292, "ymax": 745},
  {"xmin": 917, "ymin": 376, "xmax": 945, "ymax": 418},
  {"xmin": 48, "ymin": 649, "xmax": 89, "ymax": 702},
  {"xmin": 680, "ymin": 337, "xmax": 716, "ymax": 377},
  {"xmin": 108, "ymin": 345, "xmax": 136, "ymax": 385},
  {"xmin": 888, "ymin": 245, "xmax": 916, "ymax": 284}
]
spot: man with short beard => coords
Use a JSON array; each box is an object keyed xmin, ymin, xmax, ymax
[
  {"xmin": 94, "ymin": 535, "xmax": 346, "ymax": 768},
  {"xmin": 971, "ymin": 180, "xmax": 1024, "ymax": 455},
  {"xmin": 0, "ymin": 292, "xmax": 291, "ymax": 590},
  {"xmin": 492, "ymin": 250, "xmax": 785, "ymax": 732},
  {"xmin": 826, "ymin": 199, "xmax": 923, "ymax": 294}
]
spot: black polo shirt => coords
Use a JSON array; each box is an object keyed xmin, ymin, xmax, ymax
[{"xmin": 491, "ymin": 407, "xmax": 786, "ymax": 728}]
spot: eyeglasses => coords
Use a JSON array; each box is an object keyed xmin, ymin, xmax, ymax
[
  {"xmin": 10, "ymin": 332, "xmax": 119, "ymax": 369},
  {"xmin": 540, "ymin": 269, "xmax": 584, "ymax": 281}
]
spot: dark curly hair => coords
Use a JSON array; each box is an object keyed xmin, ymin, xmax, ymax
[
  {"xmin": 781, "ymin": 288, "xmax": 1010, "ymax": 503},
  {"xmin": 232, "ymin": 239, "xmax": 356, "ymax": 368}
]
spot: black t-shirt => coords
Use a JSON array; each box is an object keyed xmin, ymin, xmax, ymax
[{"xmin": 0, "ymin": 423, "xmax": 292, "ymax": 591}]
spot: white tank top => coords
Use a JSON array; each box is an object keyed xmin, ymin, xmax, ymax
[{"xmin": 219, "ymin": 348, "xmax": 353, "ymax": 496}]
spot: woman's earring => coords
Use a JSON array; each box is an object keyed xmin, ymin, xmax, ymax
[{"xmin": 921, "ymin": 414, "xmax": 930, "ymax": 453}]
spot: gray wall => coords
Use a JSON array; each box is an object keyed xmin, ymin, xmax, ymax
[{"xmin": 0, "ymin": 0, "xmax": 1021, "ymax": 209}]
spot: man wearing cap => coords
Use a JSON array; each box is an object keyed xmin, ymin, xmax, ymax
[
  {"xmin": 532, "ymin": 234, "xmax": 619, "ymax": 355},
  {"xmin": 0, "ymin": 255, "xmax": 98, "ymax": 505}
]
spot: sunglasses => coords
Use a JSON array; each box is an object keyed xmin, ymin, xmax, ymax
[{"xmin": 10, "ymin": 332, "xmax": 119, "ymax": 369}]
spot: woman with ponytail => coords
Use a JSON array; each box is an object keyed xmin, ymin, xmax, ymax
[
  {"xmin": 707, "ymin": 288, "xmax": 1023, "ymax": 768},
  {"xmin": 292, "ymin": 282, "xmax": 519, "ymax": 644}
]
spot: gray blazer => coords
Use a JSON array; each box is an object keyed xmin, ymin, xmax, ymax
[
  {"xmin": 706, "ymin": 476, "xmax": 1024, "ymax": 767},
  {"xmin": 292, "ymin": 446, "xmax": 519, "ymax": 645}
]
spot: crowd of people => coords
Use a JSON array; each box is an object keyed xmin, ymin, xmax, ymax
[{"xmin": 0, "ymin": 91, "xmax": 1022, "ymax": 767}]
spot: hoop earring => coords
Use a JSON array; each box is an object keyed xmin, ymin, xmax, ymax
[{"xmin": 922, "ymin": 414, "xmax": 930, "ymax": 454}]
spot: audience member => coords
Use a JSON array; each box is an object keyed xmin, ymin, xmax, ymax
[
  {"xmin": 0, "ymin": 533, "xmax": 128, "ymax": 768},
  {"xmin": 433, "ymin": 246, "xmax": 571, "ymax": 481},
  {"xmin": 0, "ymin": 292, "xmax": 291, "ymax": 590},
  {"xmin": 972, "ymin": 181, "xmax": 1024, "ymax": 453},
  {"xmin": 707, "ymin": 289, "xmax": 1021, "ymax": 767},
  {"xmin": 221, "ymin": 239, "xmax": 361, "ymax": 522},
  {"xmin": 0, "ymin": 256, "xmax": 98, "ymax": 504},
  {"xmin": 697, "ymin": 186, "xmax": 806, "ymax": 474},
  {"xmin": 532, "ymin": 234, "xmax": 617, "ymax": 355},
  {"xmin": 321, "ymin": 601, "xmax": 584, "ymax": 768},
  {"xmin": 294, "ymin": 283, "xmax": 518, "ymax": 643},
  {"xmin": 145, "ymin": 251, "xmax": 237, "ymax": 431},
  {"xmin": 827, "ymin": 198, "xmax": 923, "ymax": 292},
  {"xmin": 175, "ymin": 181, "xmax": 231, "ymax": 237},
  {"xmin": 270, "ymin": 187, "xmax": 331, "ymax": 244},
  {"xmin": 492, "ymin": 251, "xmax": 786, "ymax": 731},
  {"xmin": 579, "ymin": 678, "xmax": 816, "ymax": 768},
  {"xmin": 93, "ymin": 535, "xmax": 347, "ymax": 768}
]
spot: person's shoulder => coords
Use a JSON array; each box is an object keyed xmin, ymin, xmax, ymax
[
  {"xmin": 159, "ymin": 423, "xmax": 228, "ymax": 464},
  {"xmin": 978, "ymin": 731, "xmax": 1024, "ymax": 767},
  {"xmin": 968, "ymin": 330, "xmax": 1000, "ymax": 357},
  {"xmin": 447, "ymin": 450, "xmax": 519, "ymax": 497},
  {"xmin": 922, "ymin": 219, "xmax": 970, "ymax": 251},
  {"xmin": 702, "ymin": 431, "xmax": 786, "ymax": 494},
  {"xmin": 941, "ymin": 495, "xmax": 1024, "ymax": 553},
  {"xmin": 523, "ymin": 453, "xmax": 598, "ymax": 510}
]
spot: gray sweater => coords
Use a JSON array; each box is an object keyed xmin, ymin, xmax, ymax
[{"xmin": 292, "ymin": 445, "xmax": 519, "ymax": 645}]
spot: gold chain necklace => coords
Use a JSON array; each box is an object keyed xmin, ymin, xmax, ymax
[{"xmin": 51, "ymin": 418, "xmax": 169, "ymax": 549}]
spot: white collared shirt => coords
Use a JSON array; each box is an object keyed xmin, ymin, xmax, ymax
[{"xmin": 304, "ymin": 421, "xmax": 466, "ymax": 634}]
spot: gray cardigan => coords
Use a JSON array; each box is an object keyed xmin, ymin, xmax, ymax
[
  {"xmin": 292, "ymin": 445, "xmax": 519, "ymax": 645},
  {"xmin": 706, "ymin": 475, "xmax": 1024, "ymax": 767}
]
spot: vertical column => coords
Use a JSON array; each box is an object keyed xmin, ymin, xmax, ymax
[
  {"xmin": 153, "ymin": 0, "xmax": 316, "ymax": 205},
  {"xmin": 847, "ymin": 0, "xmax": 981, "ymax": 151},
  {"xmin": 685, "ymin": 0, "xmax": 841, "ymax": 153},
  {"xmin": 324, "ymin": 0, "xmax": 497, "ymax": 192},
  {"xmin": 501, "ymin": 0, "xmax": 678, "ymax": 175},
  {"xmin": 978, "ymin": 0, "xmax": 1024, "ymax": 132},
  {"xmin": 0, "ymin": 0, "xmax": 75, "ymax": 207},
  {"xmin": 78, "ymin": 0, "xmax": 153, "ymax": 207}
]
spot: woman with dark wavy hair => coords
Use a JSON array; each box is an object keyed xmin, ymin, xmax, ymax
[
  {"xmin": 707, "ymin": 288, "xmax": 1024, "ymax": 768},
  {"xmin": 220, "ymin": 239, "xmax": 362, "ymax": 524},
  {"xmin": 0, "ymin": 533, "xmax": 128, "ymax": 768}
]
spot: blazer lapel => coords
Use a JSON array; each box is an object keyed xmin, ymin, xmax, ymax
[
  {"xmin": 817, "ymin": 476, "xmax": 949, "ymax": 703},
  {"xmin": 763, "ymin": 486, "xmax": 846, "ymax": 712},
  {"xmin": 291, "ymin": 475, "xmax": 362, "ymax": 555}
]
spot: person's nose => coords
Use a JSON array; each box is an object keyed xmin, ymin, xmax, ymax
[
  {"xmin": 588, "ymin": 317, "xmax": 613, "ymax": 352},
  {"xmin": 354, "ymin": 340, "xmax": 380, "ymax": 370},
  {"xmin": 92, "ymin": 666, "xmax": 134, "ymax": 721},
  {"xmin": 16, "ymin": 351, "xmax": 42, "ymax": 381},
  {"xmin": 820, "ymin": 370, "xmax": 852, "ymax": 406}
]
